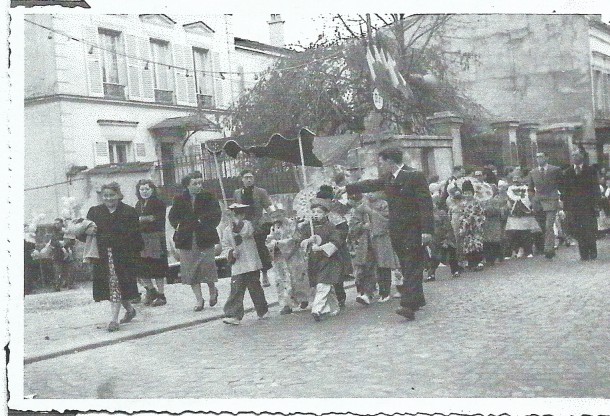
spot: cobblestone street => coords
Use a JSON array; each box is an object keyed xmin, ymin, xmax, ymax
[{"xmin": 23, "ymin": 239, "xmax": 610, "ymax": 399}]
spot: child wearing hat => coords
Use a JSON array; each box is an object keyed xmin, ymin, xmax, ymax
[
  {"xmin": 298, "ymin": 198, "xmax": 343, "ymax": 321},
  {"xmin": 265, "ymin": 209, "xmax": 309, "ymax": 315},
  {"xmin": 221, "ymin": 203, "xmax": 269, "ymax": 325}
]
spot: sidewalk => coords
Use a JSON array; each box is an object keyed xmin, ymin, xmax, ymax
[{"xmin": 23, "ymin": 269, "xmax": 356, "ymax": 364}]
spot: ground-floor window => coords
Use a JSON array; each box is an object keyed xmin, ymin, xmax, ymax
[{"xmin": 108, "ymin": 141, "xmax": 130, "ymax": 164}]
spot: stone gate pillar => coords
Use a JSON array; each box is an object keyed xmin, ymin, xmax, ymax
[
  {"xmin": 519, "ymin": 122, "xmax": 540, "ymax": 168},
  {"xmin": 427, "ymin": 112, "xmax": 464, "ymax": 166},
  {"xmin": 492, "ymin": 120, "xmax": 520, "ymax": 167}
]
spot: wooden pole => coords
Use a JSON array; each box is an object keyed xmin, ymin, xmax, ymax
[
  {"xmin": 297, "ymin": 131, "xmax": 315, "ymax": 236},
  {"xmin": 210, "ymin": 149, "xmax": 236, "ymax": 248}
]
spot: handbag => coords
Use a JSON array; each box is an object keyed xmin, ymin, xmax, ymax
[{"xmin": 172, "ymin": 222, "xmax": 191, "ymax": 247}]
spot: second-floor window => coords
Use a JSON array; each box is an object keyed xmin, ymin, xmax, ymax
[
  {"xmin": 193, "ymin": 47, "xmax": 213, "ymax": 105},
  {"xmin": 593, "ymin": 69, "xmax": 610, "ymax": 118},
  {"xmin": 150, "ymin": 39, "xmax": 173, "ymax": 92},
  {"xmin": 108, "ymin": 141, "xmax": 130, "ymax": 164},
  {"xmin": 99, "ymin": 30, "xmax": 123, "ymax": 85}
]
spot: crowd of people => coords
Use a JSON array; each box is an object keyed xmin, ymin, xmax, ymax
[{"xmin": 24, "ymin": 147, "xmax": 610, "ymax": 330}]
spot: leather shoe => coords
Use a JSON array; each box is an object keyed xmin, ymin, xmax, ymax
[
  {"xmin": 544, "ymin": 251, "xmax": 555, "ymax": 259},
  {"xmin": 119, "ymin": 308, "xmax": 136, "ymax": 324},
  {"xmin": 209, "ymin": 288, "xmax": 219, "ymax": 307},
  {"xmin": 395, "ymin": 307, "xmax": 415, "ymax": 321}
]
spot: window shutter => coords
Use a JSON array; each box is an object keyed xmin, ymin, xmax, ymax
[
  {"xmin": 184, "ymin": 46, "xmax": 197, "ymax": 105},
  {"xmin": 125, "ymin": 34, "xmax": 141, "ymax": 100},
  {"xmin": 212, "ymin": 52, "xmax": 224, "ymax": 108},
  {"xmin": 172, "ymin": 43, "xmax": 188, "ymax": 105},
  {"xmin": 83, "ymin": 26, "xmax": 104, "ymax": 97},
  {"xmin": 94, "ymin": 141, "xmax": 110, "ymax": 166},
  {"xmin": 139, "ymin": 38, "xmax": 155, "ymax": 102},
  {"xmin": 135, "ymin": 143, "xmax": 147, "ymax": 158}
]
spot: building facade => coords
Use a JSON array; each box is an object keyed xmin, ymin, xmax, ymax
[
  {"xmin": 24, "ymin": 14, "xmax": 289, "ymax": 220},
  {"xmin": 436, "ymin": 14, "xmax": 610, "ymax": 168}
]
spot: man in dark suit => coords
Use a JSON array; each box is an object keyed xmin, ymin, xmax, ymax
[
  {"xmin": 345, "ymin": 147, "xmax": 434, "ymax": 321},
  {"xmin": 528, "ymin": 152, "xmax": 562, "ymax": 258},
  {"xmin": 561, "ymin": 151, "xmax": 600, "ymax": 261},
  {"xmin": 233, "ymin": 170, "xmax": 275, "ymax": 286}
]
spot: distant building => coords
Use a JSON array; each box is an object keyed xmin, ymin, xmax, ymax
[
  {"xmin": 24, "ymin": 14, "xmax": 291, "ymax": 220},
  {"xmin": 436, "ymin": 14, "xmax": 610, "ymax": 168}
]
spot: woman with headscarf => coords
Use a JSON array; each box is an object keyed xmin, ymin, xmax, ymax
[
  {"xmin": 135, "ymin": 179, "xmax": 169, "ymax": 307},
  {"xmin": 168, "ymin": 172, "xmax": 222, "ymax": 311},
  {"xmin": 85, "ymin": 182, "xmax": 144, "ymax": 332}
]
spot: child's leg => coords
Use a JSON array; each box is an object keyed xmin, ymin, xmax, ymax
[
  {"xmin": 223, "ymin": 273, "xmax": 248, "ymax": 320},
  {"xmin": 521, "ymin": 231, "xmax": 528, "ymax": 256},
  {"xmin": 377, "ymin": 267, "xmax": 392, "ymax": 298},
  {"xmin": 334, "ymin": 281, "xmax": 346, "ymax": 307},
  {"xmin": 446, "ymin": 247, "xmax": 460, "ymax": 274},
  {"xmin": 357, "ymin": 263, "xmax": 376, "ymax": 297},
  {"xmin": 274, "ymin": 262, "xmax": 291, "ymax": 308},
  {"xmin": 312, "ymin": 283, "xmax": 338, "ymax": 316},
  {"xmin": 244, "ymin": 270, "xmax": 269, "ymax": 317},
  {"xmin": 428, "ymin": 257, "xmax": 441, "ymax": 276}
]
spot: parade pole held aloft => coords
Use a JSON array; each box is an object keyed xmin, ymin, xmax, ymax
[
  {"xmin": 297, "ymin": 130, "xmax": 316, "ymax": 236},
  {"xmin": 207, "ymin": 144, "xmax": 236, "ymax": 249}
]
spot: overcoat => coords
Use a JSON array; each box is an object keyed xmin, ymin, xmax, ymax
[
  {"xmin": 528, "ymin": 165, "xmax": 562, "ymax": 212},
  {"xmin": 135, "ymin": 196, "xmax": 168, "ymax": 277},
  {"xmin": 221, "ymin": 219, "xmax": 262, "ymax": 276},
  {"xmin": 482, "ymin": 195, "xmax": 507, "ymax": 243},
  {"xmin": 561, "ymin": 165, "xmax": 600, "ymax": 237},
  {"xmin": 86, "ymin": 202, "xmax": 144, "ymax": 302},
  {"xmin": 168, "ymin": 190, "xmax": 222, "ymax": 250},
  {"xmin": 349, "ymin": 199, "xmax": 399, "ymax": 269},
  {"xmin": 297, "ymin": 219, "xmax": 343, "ymax": 286},
  {"xmin": 561, "ymin": 165, "xmax": 600, "ymax": 215},
  {"xmin": 345, "ymin": 167, "xmax": 434, "ymax": 249}
]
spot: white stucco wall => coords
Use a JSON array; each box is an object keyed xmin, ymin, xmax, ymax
[{"xmin": 24, "ymin": 101, "xmax": 67, "ymax": 222}]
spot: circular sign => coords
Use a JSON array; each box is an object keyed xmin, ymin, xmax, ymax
[{"xmin": 372, "ymin": 88, "xmax": 384, "ymax": 110}]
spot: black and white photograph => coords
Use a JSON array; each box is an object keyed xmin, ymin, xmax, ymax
[{"xmin": 4, "ymin": 0, "xmax": 610, "ymax": 413}]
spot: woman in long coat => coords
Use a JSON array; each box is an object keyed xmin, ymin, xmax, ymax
[
  {"xmin": 86, "ymin": 182, "xmax": 144, "ymax": 332},
  {"xmin": 168, "ymin": 172, "xmax": 222, "ymax": 311},
  {"xmin": 135, "ymin": 179, "xmax": 169, "ymax": 306}
]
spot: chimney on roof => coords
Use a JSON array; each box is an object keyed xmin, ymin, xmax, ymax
[{"xmin": 268, "ymin": 14, "xmax": 285, "ymax": 48}]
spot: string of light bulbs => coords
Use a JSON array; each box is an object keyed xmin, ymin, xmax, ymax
[{"xmin": 24, "ymin": 17, "xmax": 343, "ymax": 82}]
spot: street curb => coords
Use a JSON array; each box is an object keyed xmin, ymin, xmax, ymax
[{"xmin": 24, "ymin": 282, "xmax": 356, "ymax": 365}]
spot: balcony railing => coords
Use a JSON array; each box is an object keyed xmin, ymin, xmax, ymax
[
  {"xmin": 155, "ymin": 89, "xmax": 176, "ymax": 105},
  {"xmin": 103, "ymin": 83, "xmax": 126, "ymax": 100}
]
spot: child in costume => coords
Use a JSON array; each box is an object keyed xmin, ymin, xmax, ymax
[
  {"xmin": 298, "ymin": 198, "xmax": 343, "ymax": 321},
  {"xmin": 348, "ymin": 192, "xmax": 399, "ymax": 303},
  {"xmin": 221, "ymin": 203, "xmax": 269, "ymax": 325},
  {"xmin": 425, "ymin": 196, "xmax": 460, "ymax": 281},
  {"xmin": 265, "ymin": 209, "xmax": 309, "ymax": 315}
]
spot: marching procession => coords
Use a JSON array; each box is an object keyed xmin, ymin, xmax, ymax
[{"xmin": 24, "ymin": 147, "xmax": 610, "ymax": 331}]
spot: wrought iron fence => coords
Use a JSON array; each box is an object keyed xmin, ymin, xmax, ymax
[{"xmin": 154, "ymin": 151, "xmax": 301, "ymax": 199}]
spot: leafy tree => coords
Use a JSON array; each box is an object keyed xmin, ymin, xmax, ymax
[{"xmin": 229, "ymin": 14, "xmax": 486, "ymax": 139}]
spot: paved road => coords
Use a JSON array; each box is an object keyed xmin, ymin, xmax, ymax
[{"xmin": 24, "ymin": 240, "xmax": 610, "ymax": 398}]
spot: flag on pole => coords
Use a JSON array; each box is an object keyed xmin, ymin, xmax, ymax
[{"xmin": 365, "ymin": 34, "xmax": 413, "ymax": 103}]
